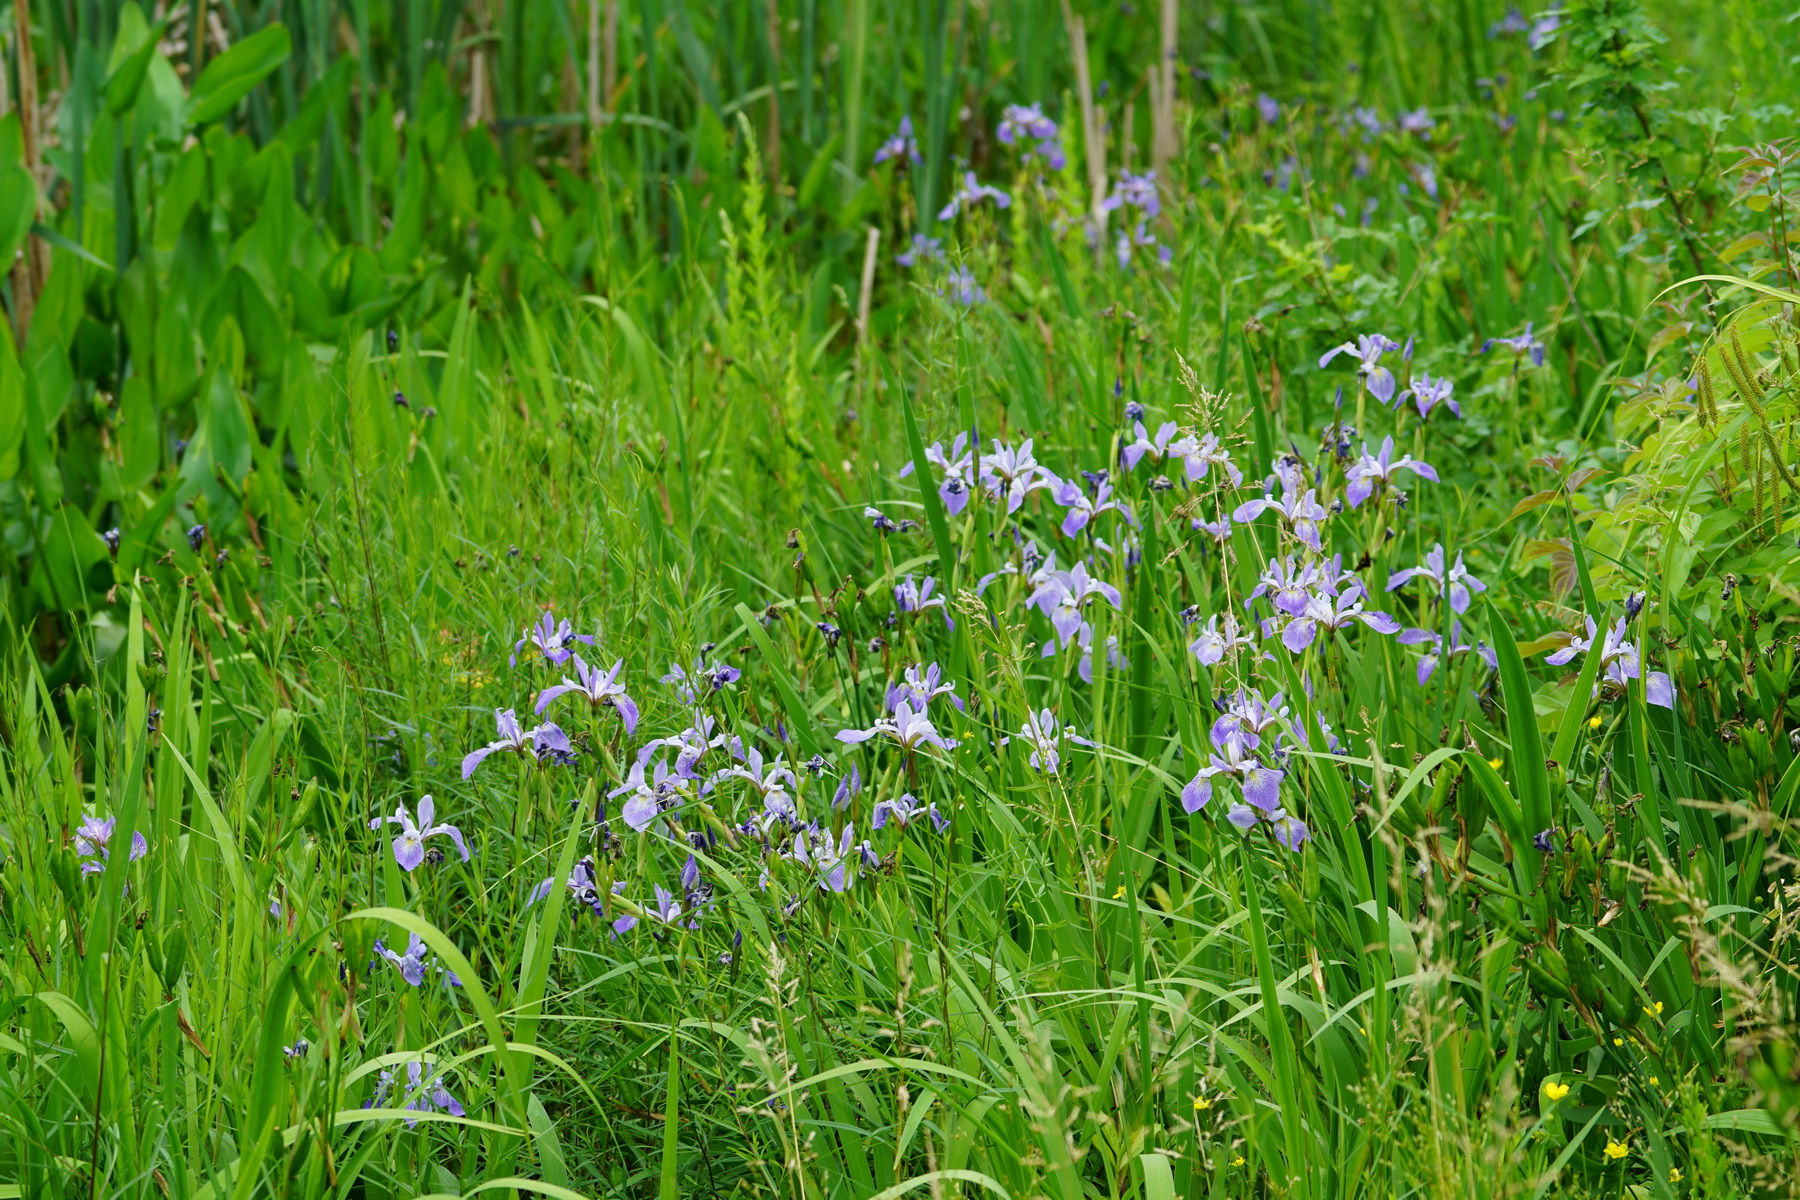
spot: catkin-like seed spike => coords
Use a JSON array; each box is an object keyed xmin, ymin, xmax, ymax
[
  {"xmin": 1696, "ymin": 355, "xmax": 1717, "ymax": 426},
  {"xmin": 1725, "ymin": 325, "xmax": 1765, "ymax": 403}
]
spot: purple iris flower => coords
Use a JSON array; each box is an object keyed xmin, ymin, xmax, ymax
[
  {"xmin": 528, "ymin": 855, "xmax": 608, "ymax": 917},
  {"xmin": 1121, "ymin": 421, "xmax": 1181, "ymax": 472},
  {"xmin": 836, "ymin": 701, "xmax": 950, "ymax": 753},
  {"xmin": 1051, "ymin": 476, "xmax": 1135, "ymax": 539},
  {"xmin": 1027, "ymin": 561, "xmax": 1123, "ymax": 647},
  {"xmin": 1529, "ymin": 11, "xmax": 1562, "ymax": 49},
  {"xmin": 661, "ymin": 658, "xmax": 740, "ymax": 704},
  {"xmin": 1115, "ymin": 222, "xmax": 1163, "ymax": 269},
  {"xmin": 1248, "ymin": 556, "xmax": 1322, "ymax": 618},
  {"xmin": 978, "ymin": 439, "xmax": 1055, "ymax": 512},
  {"xmin": 792, "ymin": 824, "xmax": 859, "ymax": 892},
  {"xmin": 373, "ymin": 933, "xmax": 432, "ymax": 986},
  {"xmin": 895, "ymin": 575, "xmax": 953, "ymax": 629},
  {"xmin": 1188, "ymin": 613, "xmax": 1257, "ymax": 666},
  {"xmin": 1013, "ymin": 708, "xmax": 1099, "ymax": 775},
  {"xmin": 1280, "ymin": 589, "xmax": 1403, "ymax": 652},
  {"xmin": 1489, "ymin": 6, "xmax": 1530, "ymax": 35},
  {"xmin": 74, "ymin": 814, "xmax": 148, "ymax": 876},
  {"xmin": 533, "ymin": 654, "xmax": 640, "ymax": 734},
  {"xmin": 461, "ymin": 709, "xmax": 571, "ymax": 777},
  {"xmin": 833, "ymin": 763, "xmax": 863, "ymax": 810},
  {"xmin": 369, "ymin": 1062, "xmax": 466, "ymax": 1125},
  {"xmin": 1401, "ymin": 372, "xmax": 1459, "ymax": 418},
  {"xmin": 1232, "ymin": 485, "xmax": 1329, "ymax": 552},
  {"xmin": 1344, "ymin": 437, "xmax": 1438, "ymax": 508},
  {"xmin": 887, "ymin": 662, "xmax": 964, "ymax": 712},
  {"xmin": 512, "ymin": 610, "xmax": 596, "ymax": 667},
  {"xmin": 899, "ymin": 432, "xmax": 976, "ymax": 515},
  {"xmin": 370, "ymin": 794, "xmax": 471, "ymax": 871},
  {"xmin": 1482, "ymin": 322, "xmax": 1546, "ymax": 368},
  {"xmin": 896, "ymin": 233, "xmax": 945, "ymax": 268},
  {"xmin": 1319, "ymin": 334, "xmax": 1402, "ymax": 404},
  {"xmin": 1387, "ymin": 544, "xmax": 1486, "ymax": 613},
  {"xmin": 1256, "ymin": 93, "xmax": 1281, "ymax": 124},
  {"xmin": 1192, "ymin": 515, "xmax": 1234, "ymax": 543},
  {"xmin": 1397, "ymin": 623, "xmax": 1498, "ymax": 684},
  {"xmin": 997, "ymin": 103, "xmax": 1057, "ymax": 146},
  {"xmin": 610, "ymin": 747, "xmax": 698, "ymax": 831},
  {"xmin": 1181, "ymin": 728, "xmax": 1284, "ymax": 815},
  {"xmin": 1544, "ymin": 616, "xmax": 1676, "ymax": 708},
  {"xmin": 1397, "ymin": 108, "xmax": 1435, "ymax": 136},
  {"xmin": 872, "ymin": 792, "xmax": 951, "ymax": 833},
  {"xmin": 1210, "ymin": 688, "xmax": 1292, "ymax": 752},
  {"xmin": 1176, "ymin": 432, "xmax": 1243, "ymax": 486},
  {"xmin": 723, "ymin": 746, "xmax": 801, "ymax": 824},
  {"xmin": 1102, "ymin": 170, "xmax": 1161, "ymax": 218},
  {"xmin": 874, "ymin": 115, "xmax": 922, "ymax": 165},
  {"xmin": 938, "ymin": 172, "xmax": 1012, "ymax": 220}
]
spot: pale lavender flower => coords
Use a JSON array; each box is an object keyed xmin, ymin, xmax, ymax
[
  {"xmin": 899, "ymin": 432, "xmax": 976, "ymax": 515},
  {"xmin": 896, "ymin": 233, "xmax": 945, "ymax": 268},
  {"xmin": 978, "ymin": 439, "xmax": 1056, "ymax": 513},
  {"xmin": 1397, "ymin": 623, "xmax": 1498, "ymax": 684},
  {"xmin": 1181, "ymin": 728, "xmax": 1284, "ymax": 814},
  {"xmin": 373, "ymin": 933, "xmax": 431, "ymax": 987},
  {"xmin": 1051, "ymin": 475, "xmax": 1135, "ymax": 538},
  {"xmin": 1344, "ymin": 436, "xmax": 1438, "ymax": 508},
  {"xmin": 942, "ymin": 266, "xmax": 986, "ymax": 306},
  {"xmin": 1189, "ymin": 613, "xmax": 1257, "ymax": 665},
  {"xmin": 370, "ymin": 795, "xmax": 470, "ymax": 871},
  {"xmin": 1402, "ymin": 372, "xmax": 1459, "ymax": 418},
  {"xmin": 1280, "ymin": 589, "xmax": 1403, "ymax": 651},
  {"xmin": 371, "ymin": 1061, "xmax": 466, "ymax": 1125},
  {"xmin": 997, "ymin": 103, "xmax": 1057, "ymax": 145},
  {"xmin": 1387, "ymin": 544, "xmax": 1486, "ymax": 613},
  {"xmin": 1210, "ymin": 688, "xmax": 1292, "ymax": 752},
  {"xmin": 1489, "ymin": 5, "xmax": 1530, "ymax": 35},
  {"xmin": 528, "ymin": 855, "xmax": 608, "ymax": 917},
  {"xmin": 461, "ymin": 709, "xmax": 570, "ymax": 777},
  {"xmin": 722, "ymin": 746, "xmax": 800, "ymax": 823},
  {"xmin": 1397, "ymin": 108, "xmax": 1435, "ymax": 136},
  {"xmin": 512, "ymin": 610, "xmax": 596, "ymax": 667},
  {"xmin": 533, "ymin": 654, "xmax": 640, "ymax": 734},
  {"xmin": 895, "ymin": 575, "xmax": 953, "ymax": 629},
  {"xmin": 1319, "ymin": 334, "xmax": 1402, "ymax": 404},
  {"xmin": 833, "ymin": 763, "xmax": 863, "ymax": 810},
  {"xmin": 938, "ymin": 172, "xmax": 1012, "ymax": 220},
  {"xmin": 1114, "ymin": 222, "xmax": 1162, "ymax": 268},
  {"xmin": 1256, "ymin": 93, "xmax": 1281, "ymax": 124},
  {"xmin": 74, "ymin": 815, "xmax": 148, "ymax": 876},
  {"xmin": 1014, "ymin": 708, "xmax": 1098, "ymax": 775},
  {"xmin": 791, "ymin": 824, "xmax": 859, "ymax": 892},
  {"xmin": 1248, "ymin": 556, "xmax": 1321, "ymax": 618},
  {"xmin": 1529, "ymin": 10, "xmax": 1562, "ymax": 49},
  {"xmin": 1176, "ymin": 432, "xmax": 1244, "ymax": 486},
  {"xmin": 1543, "ymin": 616, "xmax": 1675, "ymax": 708},
  {"xmin": 1102, "ymin": 170, "xmax": 1161, "ymax": 218},
  {"xmin": 1232, "ymin": 485, "xmax": 1329, "ymax": 552},
  {"xmin": 1482, "ymin": 322, "xmax": 1546, "ymax": 368},
  {"xmin": 1121, "ymin": 421, "xmax": 1181, "ymax": 472},
  {"xmin": 1192, "ymin": 514, "xmax": 1234, "ymax": 543},
  {"xmin": 1027, "ymin": 561, "xmax": 1123, "ymax": 645},
  {"xmin": 874, "ymin": 115, "xmax": 921, "ymax": 165},
  {"xmin": 836, "ymin": 701, "xmax": 950, "ymax": 753},
  {"xmin": 887, "ymin": 662, "xmax": 964, "ymax": 712},
  {"xmin": 872, "ymin": 792, "xmax": 951, "ymax": 833}
]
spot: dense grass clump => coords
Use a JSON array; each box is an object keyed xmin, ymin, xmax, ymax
[{"xmin": 4, "ymin": 0, "xmax": 1800, "ymax": 1196}]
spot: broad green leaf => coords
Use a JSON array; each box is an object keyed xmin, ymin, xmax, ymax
[{"xmin": 186, "ymin": 25, "xmax": 292, "ymax": 127}]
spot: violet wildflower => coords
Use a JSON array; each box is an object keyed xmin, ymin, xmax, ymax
[
  {"xmin": 74, "ymin": 814, "xmax": 148, "ymax": 876},
  {"xmin": 186, "ymin": 524, "xmax": 206, "ymax": 552},
  {"xmin": 1280, "ymin": 589, "xmax": 1403, "ymax": 651},
  {"xmin": 1543, "ymin": 616, "xmax": 1675, "ymax": 708},
  {"xmin": 833, "ymin": 763, "xmax": 863, "ymax": 810},
  {"xmin": 874, "ymin": 115, "xmax": 922, "ymax": 165},
  {"xmin": 511, "ymin": 610, "xmax": 596, "ymax": 667},
  {"xmin": 997, "ymin": 103, "xmax": 1057, "ymax": 145},
  {"xmin": 1189, "ymin": 613, "xmax": 1258, "ymax": 666},
  {"xmin": 1013, "ymin": 708, "xmax": 1099, "ymax": 775},
  {"xmin": 1397, "ymin": 623, "xmax": 1498, "ymax": 684},
  {"xmin": 1177, "ymin": 432, "xmax": 1244, "ymax": 486},
  {"xmin": 1344, "ymin": 436, "xmax": 1438, "ymax": 508},
  {"xmin": 533, "ymin": 654, "xmax": 640, "ymax": 733},
  {"xmin": 1481, "ymin": 322, "xmax": 1546, "ymax": 368},
  {"xmin": 1489, "ymin": 6, "xmax": 1530, "ymax": 35},
  {"xmin": 1122, "ymin": 421, "xmax": 1182, "ymax": 471},
  {"xmin": 1319, "ymin": 334, "xmax": 1402, "ymax": 404},
  {"xmin": 1181, "ymin": 728, "xmax": 1283, "ymax": 815},
  {"xmin": 102, "ymin": 527, "xmax": 120, "ymax": 557},
  {"xmin": 1103, "ymin": 170, "xmax": 1161, "ymax": 218},
  {"xmin": 835, "ymin": 701, "xmax": 951, "ymax": 754},
  {"xmin": 1027, "ymin": 562, "xmax": 1123, "ymax": 645},
  {"xmin": 1528, "ymin": 10, "xmax": 1562, "ymax": 49},
  {"xmin": 887, "ymin": 662, "xmax": 964, "ymax": 712},
  {"xmin": 460, "ymin": 709, "xmax": 570, "ymax": 777},
  {"xmin": 896, "ymin": 233, "xmax": 945, "ymax": 268},
  {"xmin": 938, "ymin": 172, "xmax": 1012, "ymax": 221},
  {"xmin": 723, "ymin": 746, "xmax": 801, "ymax": 824},
  {"xmin": 899, "ymin": 432, "xmax": 976, "ymax": 515},
  {"xmin": 942, "ymin": 266, "xmax": 986, "ymax": 306},
  {"xmin": 872, "ymin": 792, "xmax": 950, "ymax": 833},
  {"xmin": 978, "ymin": 439, "xmax": 1056, "ymax": 512},
  {"xmin": 864, "ymin": 506, "xmax": 903, "ymax": 534},
  {"xmin": 528, "ymin": 855, "xmax": 609, "ymax": 917},
  {"xmin": 1232, "ymin": 484, "xmax": 1329, "ymax": 552},
  {"xmin": 1402, "ymin": 372, "xmax": 1459, "ymax": 419},
  {"xmin": 1210, "ymin": 688, "xmax": 1292, "ymax": 750},
  {"xmin": 381, "ymin": 1061, "xmax": 465, "ymax": 1124},
  {"xmin": 791, "ymin": 824, "xmax": 858, "ymax": 892},
  {"xmin": 895, "ymin": 575, "xmax": 953, "ymax": 629},
  {"xmin": 373, "ymin": 933, "xmax": 432, "ymax": 986},
  {"xmin": 1256, "ymin": 93, "xmax": 1281, "ymax": 124},
  {"xmin": 1387, "ymin": 544, "xmax": 1487, "ymax": 613},
  {"xmin": 369, "ymin": 795, "xmax": 470, "ymax": 871},
  {"xmin": 1051, "ymin": 475, "xmax": 1135, "ymax": 538},
  {"xmin": 1397, "ymin": 107, "xmax": 1435, "ymax": 136}
]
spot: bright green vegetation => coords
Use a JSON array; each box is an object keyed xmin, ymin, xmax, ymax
[{"xmin": 3, "ymin": 0, "xmax": 1800, "ymax": 1196}]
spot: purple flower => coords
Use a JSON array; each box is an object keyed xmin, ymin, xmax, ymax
[
  {"xmin": 1232, "ymin": 485, "xmax": 1329, "ymax": 552},
  {"xmin": 978, "ymin": 439, "xmax": 1055, "ymax": 513},
  {"xmin": 1256, "ymin": 93, "xmax": 1281, "ymax": 125},
  {"xmin": 1210, "ymin": 688, "xmax": 1292, "ymax": 752},
  {"xmin": 1319, "ymin": 334, "xmax": 1402, "ymax": 404},
  {"xmin": 1402, "ymin": 372, "xmax": 1459, "ymax": 418},
  {"xmin": 1397, "ymin": 107, "xmax": 1435, "ymax": 136},
  {"xmin": 661, "ymin": 658, "xmax": 741, "ymax": 704},
  {"xmin": 938, "ymin": 172, "xmax": 1012, "ymax": 220},
  {"xmin": 872, "ymin": 792, "xmax": 951, "ymax": 834},
  {"xmin": 833, "ymin": 763, "xmax": 863, "ymax": 810},
  {"xmin": 74, "ymin": 814, "xmax": 148, "ymax": 876},
  {"xmin": 1102, "ymin": 170, "xmax": 1161, "ymax": 218},
  {"xmin": 874, "ymin": 115, "xmax": 921, "ymax": 165},
  {"xmin": 460, "ymin": 709, "xmax": 572, "ymax": 777},
  {"xmin": 1397, "ymin": 623, "xmax": 1498, "ymax": 684},
  {"xmin": 1529, "ymin": 10, "xmax": 1562, "ymax": 49},
  {"xmin": 1543, "ymin": 616, "xmax": 1675, "ymax": 708},
  {"xmin": 373, "ymin": 933, "xmax": 432, "ymax": 986},
  {"xmin": 899, "ymin": 433, "xmax": 975, "ymax": 515},
  {"xmin": 1279, "ymin": 589, "xmax": 1403, "ymax": 651},
  {"xmin": 529, "ymin": 855, "xmax": 609, "ymax": 917},
  {"xmin": 512, "ymin": 610, "xmax": 596, "ymax": 667},
  {"xmin": 1188, "ymin": 613, "xmax": 1257, "ymax": 666},
  {"xmin": 836, "ymin": 700, "xmax": 950, "ymax": 753},
  {"xmin": 791, "ymin": 824, "xmax": 859, "ymax": 892},
  {"xmin": 370, "ymin": 1061, "xmax": 465, "ymax": 1125},
  {"xmin": 1248, "ymin": 555, "xmax": 1321, "ymax": 618},
  {"xmin": 896, "ymin": 233, "xmax": 945, "ymax": 268},
  {"xmin": 1489, "ymin": 6, "xmax": 1530, "ymax": 36},
  {"xmin": 1027, "ymin": 561, "xmax": 1123, "ymax": 646},
  {"xmin": 1482, "ymin": 322, "xmax": 1546, "ymax": 368},
  {"xmin": 1122, "ymin": 421, "xmax": 1181, "ymax": 472},
  {"xmin": 1181, "ymin": 728, "xmax": 1284, "ymax": 815},
  {"xmin": 1387, "ymin": 544, "xmax": 1486, "ymax": 614},
  {"xmin": 1051, "ymin": 475, "xmax": 1135, "ymax": 539},
  {"xmin": 1014, "ymin": 708, "xmax": 1098, "ymax": 775},
  {"xmin": 1344, "ymin": 437, "xmax": 1438, "ymax": 508},
  {"xmin": 1114, "ymin": 221, "xmax": 1162, "ymax": 268},
  {"xmin": 533, "ymin": 654, "xmax": 640, "ymax": 734},
  {"xmin": 370, "ymin": 794, "xmax": 470, "ymax": 872},
  {"xmin": 942, "ymin": 266, "xmax": 986, "ymax": 306},
  {"xmin": 887, "ymin": 662, "xmax": 964, "ymax": 712},
  {"xmin": 895, "ymin": 575, "xmax": 953, "ymax": 630},
  {"xmin": 997, "ymin": 103, "xmax": 1058, "ymax": 152},
  {"xmin": 1176, "ymin": 432, "xmax": 1244, "ymax": 486},
  {"xmin": 722, "ymin": 746, "xmax": 801, "ymax": 823}
]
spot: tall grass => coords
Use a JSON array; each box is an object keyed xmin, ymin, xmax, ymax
[{"xmin": 4, "ymin": 0, "xmax": 1800, "ymax": 1197}]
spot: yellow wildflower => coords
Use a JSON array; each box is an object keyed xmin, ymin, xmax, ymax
[
  {"xmin": 1112, "ymin": 885, "xmax": 1126, "ymax": 900},
  {"xmin": 1193, "ymin": 1095, "xmax": 1212, "ymax": 1112},
  {"xmin": 1670, "ymin": 1167, "xmax": 1684, "ymax": 1183},
  {"xmin": 1613, "ymin": 1037, "xmax": 1624, "ymax": 1046},
  {"xmin": 1488, "ymin": 757, "xmax": 1503, "ymax": 769},
  {"xmin": 1230, "ymin": 1155, "xmax": 1246, "ymax": 1167},
  {"xmin": 1604, "ymin": 1138, "xmax": 1629, "ymax": 1160},
  {"xmin": 1542, "ymin": 1081, "xmax": 1570, "ymax": 1102},
  {"xmin": 1644, "ymin": 1001, "xmax": 1664, "ymax": 1017},
  {"xmin": 1588, "ymin": 715, "xmax": 1603, "ymax": 729}
]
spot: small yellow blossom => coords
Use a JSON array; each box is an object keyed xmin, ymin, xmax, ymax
[
  {"xmin": 1644, "ymin": 1001, "xmax": 1664, "ymax": 1017},
  {"xmin": 1604, "ymin": 1138, "xmax": 1629, "ymax": 1160},
  {"xmin": 1112, "ymin": 885, "xmax": 1126, "ymax": 900},
  {"xmin": 1193, "ymin": 1095, "xmax": 1212, "ymax": 1111},
  {"xmin": 1649, "ymin": 1075, "xmax": 1660, "ymax": 1086},
  {"xmin": 1588, "ymin": 715, "xmax": 1603, "ymax": 729},
  {"xmin": 1670, "ymin": 1167, "xmax": 1684, "ymax": 1183},
  {"xmin": 1613, "ymin": 1037, "xmax": 1624, "ymax": 1046},
  {"xmin": 1543, "ymin": 1081, "xmax": 1570, "ymax": 1101},
  {"xmin": 1230, "ymin": 1155, "xmax": 1246, "ymax": 1167},
  {"xmin": 1488, "ymin": 757, "xmax": 1504, "ymax": 769}
]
